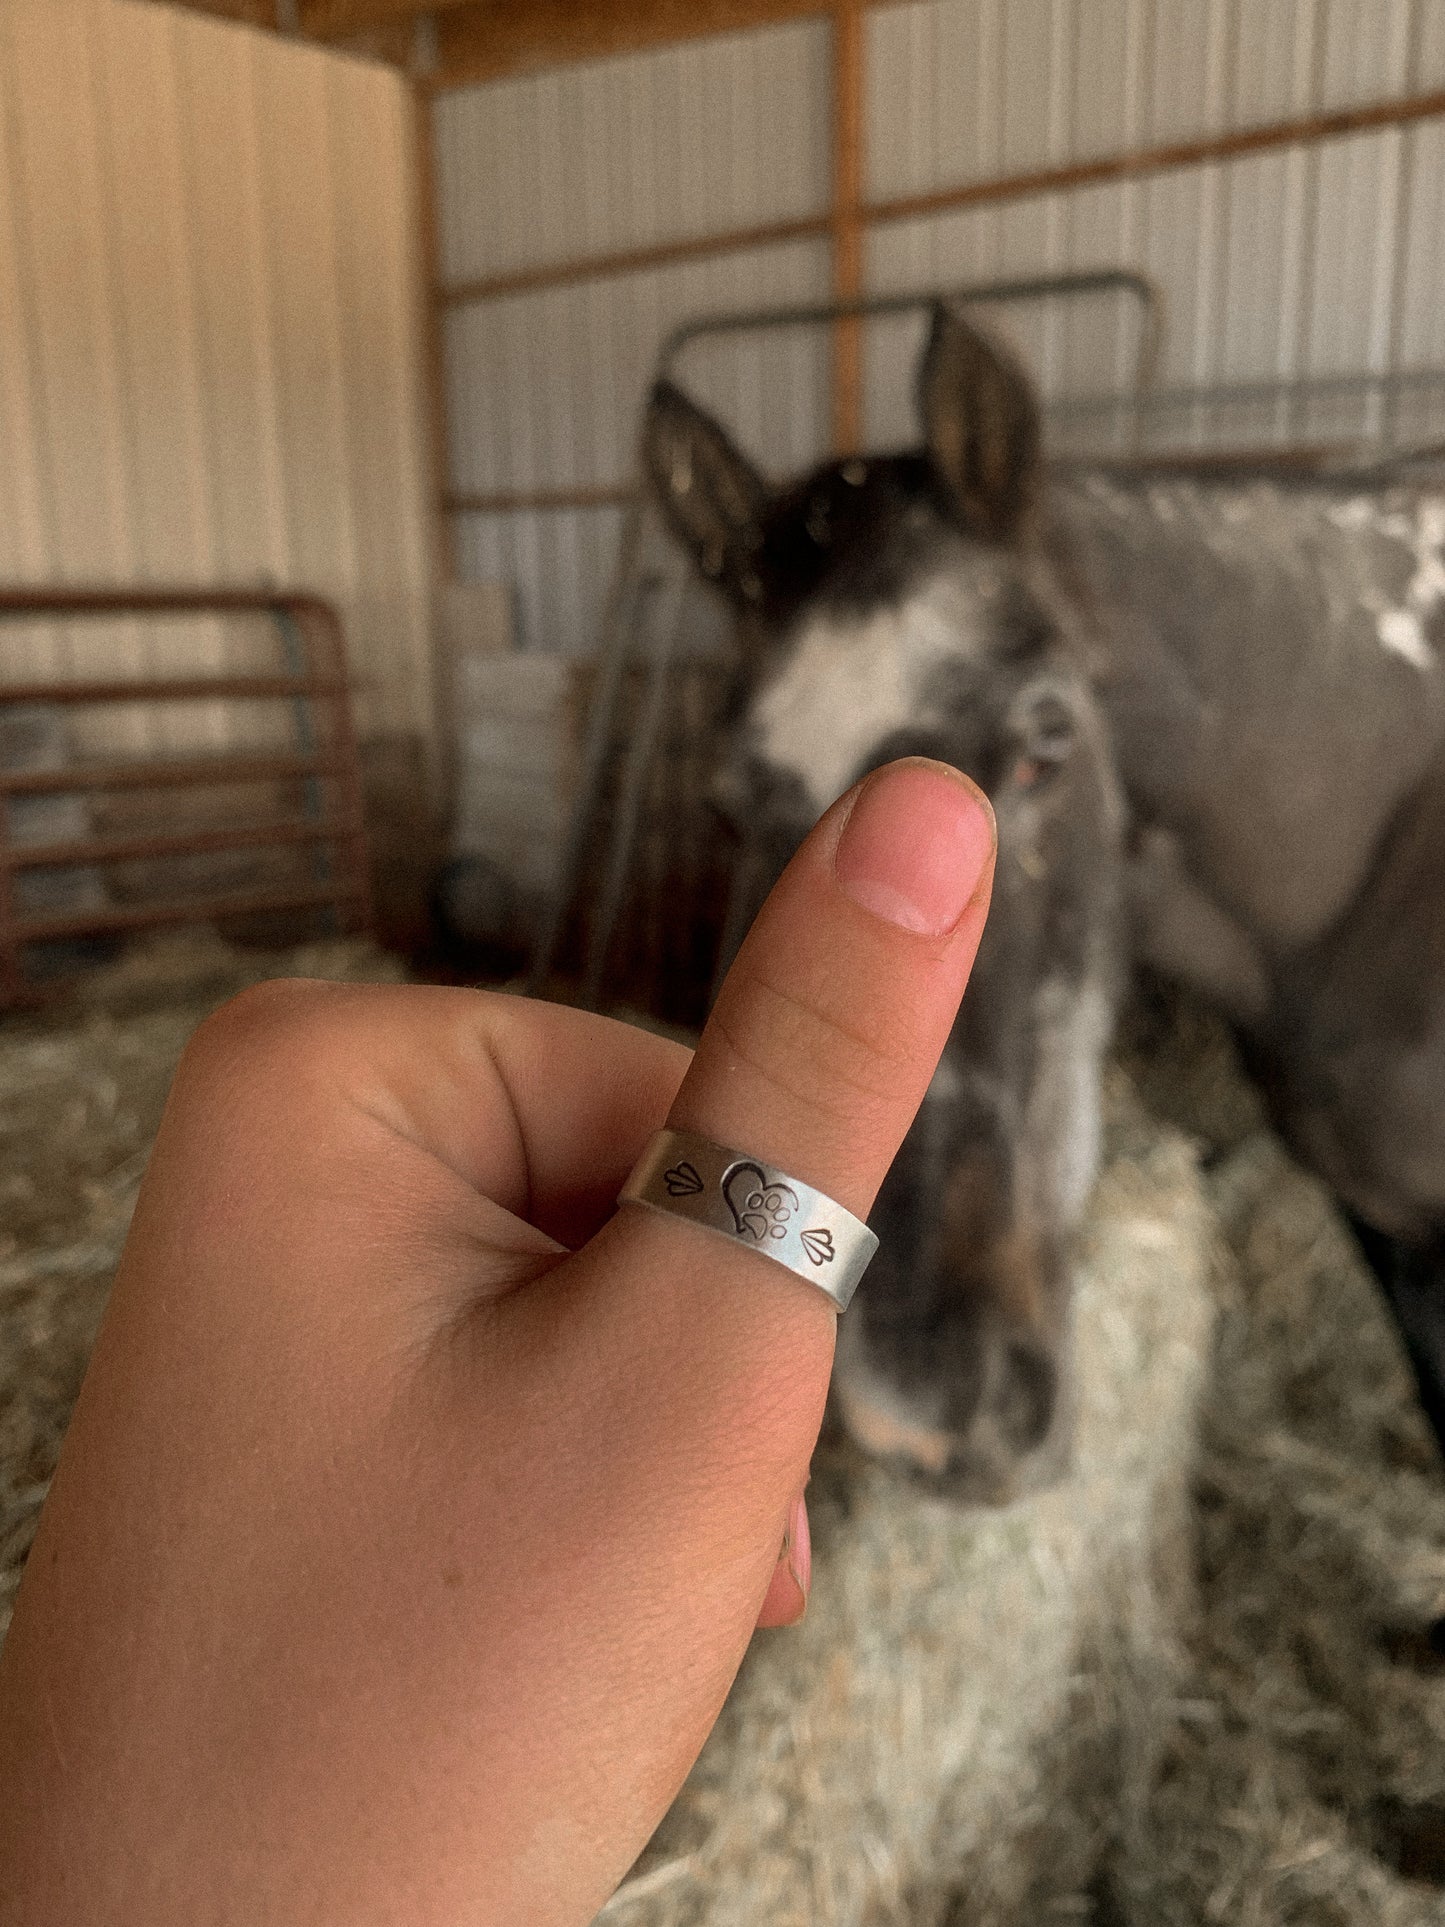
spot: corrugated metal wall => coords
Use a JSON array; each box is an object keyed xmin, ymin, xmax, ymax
[
  {"xmin": 0, "ymin": 0, "xmax": 432, "ymax": 754},
  {"xmin": 432, "ymin": 0, "xmax": 1445, "ymax": 660},
  {"xmin": 864, "ymin": 0, "xmax": 1445, "ymax": 453},
  {"xmin": 434, "ymin": 19, "xmax": 834, "ymax": 657}
]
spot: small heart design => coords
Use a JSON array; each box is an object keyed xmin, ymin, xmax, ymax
[
  {"xmin": 663, "ymin": 1162, "xmax": 704, "ymax": 1197},
  {"xmin": 800, "ymin": 1228, "xmax": 835, "ymax": 1267},
  {"xmin": 723, "ymin": 1162, "xmax": 799, "ymax": 1243}
]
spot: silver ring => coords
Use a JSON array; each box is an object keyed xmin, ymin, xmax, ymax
[{"xmin": 618, "ymin": 1128, "xmax": 878, "ymax": 1313}]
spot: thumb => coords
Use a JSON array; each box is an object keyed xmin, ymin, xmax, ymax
[
  {"xmin": 475, "ymin": 757, "xmax": 996, "ymax": 1918},
  {"xmin": 672, "ymin": 753, "xmax": 996, "ymax": 1219},
  {"xmin": 559, "ymin": 751, "xmax": 995, "ymax": 1520}
]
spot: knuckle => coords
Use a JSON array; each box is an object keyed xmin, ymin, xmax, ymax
[
  {"xmin": 177, "ymin": 977, "xmax": 357, "ymax": 1102},
  {"xmin": 717, "ymin": 963, "xmax": 918, "ymax": 1116}
]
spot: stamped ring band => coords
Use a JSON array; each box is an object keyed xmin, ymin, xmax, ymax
[{"xmin": 618, "ymin": 1128, "xmax": 878, "ymax": 1313}]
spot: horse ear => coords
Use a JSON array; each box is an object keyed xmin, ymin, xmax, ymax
[
  {"xmin": 917, "ymin": 306, "xmax": 1041, "ymax": 541},
  {"xmin": 642, "ymin": 380, "xmax": 772, "ymax": 606}
]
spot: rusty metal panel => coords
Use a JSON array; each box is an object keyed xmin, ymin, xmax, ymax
[
  {"xmin": 432, "ymin": 18, "xmax": 832, "ymax": 288},
  {"xmin": 0, "ymin": 0, "xmax": 432, "ymax": 754}
]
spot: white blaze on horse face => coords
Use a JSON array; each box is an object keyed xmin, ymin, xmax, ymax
[
  {"xmin": 1021, "ymin": 975, "xmax": 1112, "ymax": 1233},
  {"xmin": 752, "ymin": 575, "xmax": 984, "ymax": 814}
]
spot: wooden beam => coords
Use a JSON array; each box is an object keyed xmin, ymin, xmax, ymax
[
  {"xmin": 301, "ymin": 0, "xmax": 468, "ymax": 29},
  {"xmin": 440, "ymin": 211, "xmax": 833, "ymax": 307},
  {"xmin": 168, "ymin": 0, "xmax": 905, "ymax": 80},
  {"xmin": 871, "ymin": 86, "xmax": 1445, "ymax": 228},
  {"xmin": 159, "ymin": 0, "xmax": 282, "ymax": 26},
  {"xmin": 437, "ymin": 85, "xmax": 1445, "ymax": 306},
  {"xmin": 830, "ymin": 0, "xmax": 864, "ymax": 454}
]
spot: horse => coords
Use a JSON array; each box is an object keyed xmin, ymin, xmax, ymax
[{"xmin": 642, "ymin": 306, "xmax": 1445, "ymax": 1502}]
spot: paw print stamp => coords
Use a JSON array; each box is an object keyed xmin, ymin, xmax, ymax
[{"xmin": 723, "ymin": 1163, "xmax": 799, "ymax": 1243}]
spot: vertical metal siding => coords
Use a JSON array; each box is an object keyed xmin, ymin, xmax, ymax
[
  {"xmin": 433, "ymin": 20, "xmax": 832, "ymax": 287},
  {"xmin": 0, "ymin": 0, "xmax": 432, "ymax": 753},
  {"xmin": 444, "ymin": 236, "xmax": 831, "ymax": 655},
  {"xmin": 861, "ymin": 0, "xmax": 1445, "ymax": 459},
  {"xmin": 434, "ymin": 18, "xmax": 834, "ymax": 658}
]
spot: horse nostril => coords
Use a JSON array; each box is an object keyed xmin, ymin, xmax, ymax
[
  {"xmin": 994, "ymin": 1341, "xmax": 1058, "ymax": 1453},
  {"xmin": 833, "ymin": 1381, "xmax": 956, "ymax": 1476}
]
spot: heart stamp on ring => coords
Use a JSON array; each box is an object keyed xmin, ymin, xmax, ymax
[{"xmin": 722, "ymin": 1162, "xmax": 800, "ymax": 1244}]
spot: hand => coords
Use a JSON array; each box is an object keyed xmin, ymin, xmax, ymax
[{"xmin": 0, "ymin": 758, "xmax": 994, "ymax": 1927}]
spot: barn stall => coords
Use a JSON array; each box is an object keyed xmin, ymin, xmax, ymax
[{"xmin": 1, "ymin": 0, "xmax": 1444, "ymax": 1920}]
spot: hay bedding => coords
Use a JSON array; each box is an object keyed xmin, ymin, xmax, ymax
[{"xmin": 1, "ymin": 942, "xmax": 1443, "ymax": 1923}]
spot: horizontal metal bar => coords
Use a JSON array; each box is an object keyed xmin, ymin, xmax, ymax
[
  {"xmin": 0, "ymin": 751, "xmax": 342, "ymax": 796},
  {"xmin": 657, "ymin": 269, "xmax": 1162, "ymax": 381},
  {"xmin": 0, "ymin": 586, "xmax": 336, "ymax": 620},
  {"xmin": 15, "ymin": 880, "xmax": 366, "ymax": 944},
  {"xmin": 1075, "ymin": 442, "xmax": 1350, "ymax": 475},
  {"xmin": 0, "ymin": 675, "xmax": 351, "ymax": 706},
  {"xmin": 1049, "ymin": 364, "xmax": 1445, "ymax": 420},
  {"xmin": 444, "ymin": 274, "xmax": 1159, "ymax": 515},
  {"xmin": 436, "ymin": 89, "xmax": 1445, "ymax": 310},
  {"xmin": 1, "ymin": 817, "xmax": 364, "ymax": 871}
]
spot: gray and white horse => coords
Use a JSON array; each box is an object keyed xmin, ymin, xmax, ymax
[{"xmin": 644, "ymin": 308, "xmax": 1445, "ymax": 1501}]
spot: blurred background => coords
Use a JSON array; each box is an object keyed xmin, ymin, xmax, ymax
[
  {"xmin": 2, "ymin": 4, "xmax": 1445, "ymax": 1921},
  {"xmin": 1, "ymin": 0, "xmax": 1443, "ymax": 996}
]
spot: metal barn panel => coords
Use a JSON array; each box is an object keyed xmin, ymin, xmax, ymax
[
  {"xmin": 432, "ymin": 19, "xmax": 832, "ymax": 288},
  {"xmin": 1068, "ymin": 0, "xmax": 1151, "ymax": 161},
  {"xmin": 1319, "ymin": 0, "xmax": 1414, "ymax": 106},
  {"xmin": 453, "ymin": 504, "xmax": 631, "ymax": 662},
  {"xmin": 1231, "ymin": 0, "xmax": 1321, "ymax": 126},
  {"xmin": 446, "ymin": 237, "xmax": 831, "ymax": 658},
  {"xmin": 444, "ymin": 236, "xmax": 830, "ymax": 502},
  {"xmin": 863, "ymin": 186, "xmax": 1155, "ymax": 447},
  {"xmin": 869, "ymin": 0, "xmax": 1131, "ymax": 201},
  {"xmin": 1146, "ymin": 0, "xmax": 1236, "ymax": 144},
  {"xmin": 1303, "ymin": 129, "xmax": 1403, "ymax": 438},
  {"xmin": 0, "ymin": 0, "xmax": 432, "ymax": 755},
  {"xmin": 1398, "ymin": 119, "xmax": 1445, "ymax": 372},
  {"xmin": 865, "ymin": 113, "xmax": 1444, "ymax": 461},
  {"xmin": 1422, "ymin": 0, "xmax": 1445, "ymax": 84},
  {"xmin": 1216, "ymin": 150, "xmax": 1305, "ymax": 386},
  {"xmin": 867, "ymin": 0, "xmax": 1434, "ymax": 203},
  {"xmin": 435, "ymin": 0, "xmax": 1445, "ymax": 671}
]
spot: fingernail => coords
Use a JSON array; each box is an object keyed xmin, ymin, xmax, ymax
[
  {"xmin": 834, "ymin": 758, "xmax": 996, "ymax": 937},
  {"xmin": 784, "ymin": 1491, "xmax": 810, "ymax": 1603}
]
